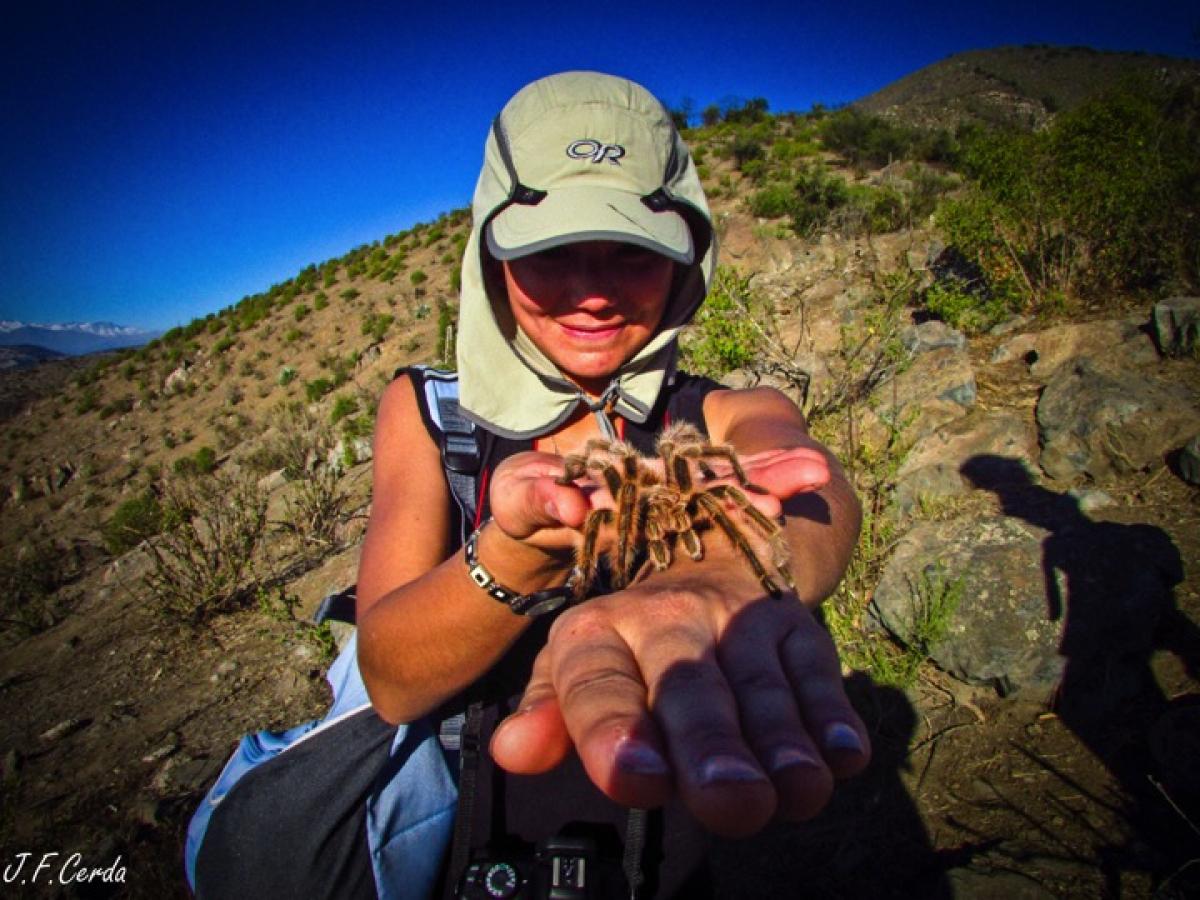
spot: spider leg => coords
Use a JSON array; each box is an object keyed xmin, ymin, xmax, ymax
[
  {"xmin": 693, "ymin": 444, "xmax": 751, "ymax": 485},
  {"xmin": 691, "ymin": 493, "xmax": 783, "ymax": 598},
  {"xmin": 643, "ymin": 496, "xmax": 677, "ymax": 572},
  {"xmin": 708, "ymin": 483, "xmax": 796, "ymax": 591},
  {"xmin": 556, "ymin": 454, "xmax": 590, "ymax": 485},
  {"xmin": 572, "ymin": 508, "xmax": 613, "ymax": 600},
  {"xmin": 612, "ymin": 456, "xmax": 644, "ymax": 590},
  {"xmin": 707, "ymin": 483, "xmax": 783, "ymax": 539}
]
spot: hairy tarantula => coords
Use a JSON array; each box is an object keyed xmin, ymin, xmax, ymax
[{"xmin": 557, "ymin": 423, "xmax": 796, "ymax": 600}]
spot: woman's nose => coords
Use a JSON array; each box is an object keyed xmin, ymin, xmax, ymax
[{"xmin": 564, "ymin": 260, "xmax": 618, "ymax": 310}]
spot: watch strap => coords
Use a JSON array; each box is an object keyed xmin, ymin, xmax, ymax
[{"xmin": 464, "ymin": 523, "xmax": 571, "ymax": 617}]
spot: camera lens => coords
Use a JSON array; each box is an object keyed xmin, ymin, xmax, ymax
[{"xmin": 482, "ymin": 861, "xmax": 521, "ymax": 898}]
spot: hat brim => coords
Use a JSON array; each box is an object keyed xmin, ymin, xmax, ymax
[{"xmin": 486, "ymin": 186, "xmax": 694, "ymax": 265}]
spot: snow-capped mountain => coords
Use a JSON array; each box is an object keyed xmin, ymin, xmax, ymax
[{"xmin": 0, "ymin": 321, "xmax": 162, "ymax": 355}]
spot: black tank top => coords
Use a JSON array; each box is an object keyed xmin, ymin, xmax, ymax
[{"xmin": 432, "ymin": 371, "xmax": 725, "ymax": 900}]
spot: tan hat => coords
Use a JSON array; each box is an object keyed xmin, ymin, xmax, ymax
[{"xmin": 478, "ymin": 71, "xmax": 702, "ymax": 265}]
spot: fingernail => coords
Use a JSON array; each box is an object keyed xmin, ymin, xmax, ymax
[
  {"xmin": 698, "ymin": 754, "xmax": 767, "ymax": 786},
  {"xmin": 768, "ymin": 745, "xmax": 822, "ymax": 773},
  {"xmin": 515, "ymin": 696, "xmax": 549, "ymax": 717},
  {"xmin": 823, "ymin": 722, "xmax": 864, "ymax": 754},
  {"xmin": 615, "ymin": 739, "xmax": 670, "ymax": 776}
]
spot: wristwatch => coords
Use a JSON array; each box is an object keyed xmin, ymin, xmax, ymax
[{"xmin": 464, "ymin": 522, "xmax": 572, "ymax": 617}]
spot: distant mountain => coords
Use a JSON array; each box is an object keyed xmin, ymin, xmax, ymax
[
  {"xmin": 855, "ymin": 45, "xmax": 1200, "ymax": 130},
  {"xmin": 0, "ymin": 344, "xmax": 67, "ymax": 372},
  {"xmin": 0, "ymin": 320, "xmax": 161, "ymax": 356}
]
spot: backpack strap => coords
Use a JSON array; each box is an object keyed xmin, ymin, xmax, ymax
[{"xmin": 405, "ymin": 365, "xmax": 481, "ymax": 544}]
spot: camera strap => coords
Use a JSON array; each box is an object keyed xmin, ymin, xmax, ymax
[{"xmin": 446, "ymin": 700, "xmax": 485, "ymax": 891}]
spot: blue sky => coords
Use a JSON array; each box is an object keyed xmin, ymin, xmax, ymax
[{"xmin": 1, "ymin": 1, "xmax": 1195, "ymax": 332}]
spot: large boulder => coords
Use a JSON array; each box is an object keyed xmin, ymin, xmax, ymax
[
  {"xmin": 1037, "ymin": 357, "xmax": 1200, "ymax": 482},
  {"xmin": 894, "ymin": 411, "xmax": 1037, "ymax": 514},
  {"xmin": 1153, "ymin": 296, "xmax": 1200, "ymax": 357},
  {"xmin": 866, "ymin": 345, "xmax": 976, "ymax": 444},
  {"xmin": 990, "ymin": 318, "xmax": 1158, "ymax": 379},
  {"xmin": 870, "ymin": 510, "xmax": 1179, "ymax": 692},
  {"xmin": 870, "ymin": 516, "xmax": 1065, "ymax": 690}
]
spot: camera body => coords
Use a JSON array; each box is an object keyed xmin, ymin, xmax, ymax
[{"xmin": 457, "ymin": 835, "xmax": 597, "ymax": 900}]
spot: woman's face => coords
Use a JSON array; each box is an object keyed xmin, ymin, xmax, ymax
[{"xmin": 502, "ymin": 240, "xmax": 675, "ymax": 395}]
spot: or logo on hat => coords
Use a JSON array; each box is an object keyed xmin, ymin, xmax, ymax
[{"xmin": 566, "ymin": 139, "xmax": 625, "ymax": 165}]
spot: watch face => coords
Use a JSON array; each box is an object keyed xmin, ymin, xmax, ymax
[{"xmin": 518, "ymin": 592, "xmax": 569, "ymax": 617}]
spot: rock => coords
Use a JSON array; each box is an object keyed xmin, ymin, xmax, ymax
[
  {"xmin": 987, "ymin": 314, "xmax": 1033, "ymax": 336},
  {"xmin": 1037, "ymin": 358, "xmax": 1200, "ymax": 482},
  {"xmin": 163, "ymin": 363, "xmax": 191, "ymax": 394},
  {"xmin": 40, "ymin": 718, "xmax": 91, "ymax": 743},
  {"xmin": 141, "ymin": 732, "xmax": 179, "ymax": 763},
  {"xmin": 870, "ymin": 516, "xmax": 1066, "ymax": 689},
  {"xmin": 869, "ymin": 511, "xmax": 1176, "ymax": 691},
  {"xmin": 900, "ymin": 320, "xmax": 966, "ymax": 354},
  {"xmin": 1153, "ymin": 296, "xmax": 1200, "ymax": 356},
  {"xmin": 257, "ymin": 468, "xmax": 289, "ymax": 493},
  {"xmin": 1066, "ymin": 488, "xmax": 1114, "ymax": 513},
  {"xmin": 1179, "ymin": 434, "xmax": 1200, "ymax": 486},
  {"xmin": 867, "ymin": 345, "xmax": 976, "ymax": 444},
  {"xmin": 152, "ymin": 755, "xmax": 221, "ymax": 796},
  {"xmin": 944, "ymin": 866, "xmax": 1057, "ymax": 899},
  {"xmin": 895, "ymin": 411, "xmax": 1037, "ymax": 514},
  {"xmin": 358, "ymin": 344, "xmax": 382, "ymax": 367},
  {"xmin": 990, "ymin": 318, "xmax": 1158, "ymax": 378}
]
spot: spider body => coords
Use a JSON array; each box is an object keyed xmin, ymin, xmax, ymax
[{"xmin": 556, "ymin": 423, "xmax": 796, "ymax": 600}]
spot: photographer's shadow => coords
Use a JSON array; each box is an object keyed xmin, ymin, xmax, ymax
[
  {"xmin": 960, "ymin": 455, "xmax": 1197, "ymax": 879},
  {"xmin": 709, "ymin": 673, "xmax": 962, "ymax": 899}
]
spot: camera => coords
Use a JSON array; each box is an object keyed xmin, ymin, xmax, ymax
[{"xmin": 457, "ymin": 835, "xmax": 597, "ymax": 899}]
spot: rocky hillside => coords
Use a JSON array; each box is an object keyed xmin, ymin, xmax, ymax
[
  {"xmin": 2, "ymin": 47, "xmax": 1199, "ymax": 898},
  {"xmin": 855, "ymin": 44, "xmax": 1200, "ymax": 129}
]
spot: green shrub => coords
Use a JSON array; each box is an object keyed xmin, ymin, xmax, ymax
[
  {"xmin": 213, "ymin": 335, "xmax": 236, "ymax": 354},
  {"xmin": 410, "ymin": 269, "xmax": 427, "ymax": 287},
  {"xmin": 173, "ymin": 445, "xmax": 218, "ymax": 477},
  {"xmin": 293, "ymin": 303, "xmax": 310, "ymax": 322},
  {"xmin": 732, "ymin": 136, "xmax": 765, "ymax": 169},
  {"xmin": 748, "ymin": 182, "xmax": 796, "ymax": 219},
  {"xmin": 329, "ymin": 394, "xmax": 358, "ymax": 424},
  {"xmin": 943, "ymin": 80, "xmax": 1200, "ymax": 306},
  {"xmin": 314, "ymin": 292, "xmax": 329, "ymax": 310},
  {"xmin": 790, "ymin": 165, "xmax": 849, "ymax": 235},
  {"xmin": 144, "ymin": 470, "xmax": 268, "ymax": 620},
  {"xmin": 75, "ymin": 386, "xmax": 100, "ymax": 415},
  {"xmin": 284, "ymin": 328, "xmax": 302, "ymax": 343},
  {"xmin": 361, "ymin": 312, "xmax": 394, "ymax": 342},
  {"xmin": 305, "ymin": 378, "xmax": 334, "ymax": 402},
  {"xmin": 340, "ymin": 288, "xmax": 360, "ymax": 302},
  {"xmin": 102, "ymin": 491, "xmax": 167, "ymax": 554},
  {"xmin": 680, "ymin": 267, "xmax": 764, "ymax": 376},
  {"xmin": 922, "ymin": 281, "xmax": 1016, "ymax": 335},
  {"xmin": 341, "ymin": 413, "xmax": 374, "ymax": 439},
  {"xmin": 99, "ymin": 394, "xmax": 135, "ymax": 419},
  {"xmin": 278, "ymin": 366, "xmax": 297, "ymax": 386}
]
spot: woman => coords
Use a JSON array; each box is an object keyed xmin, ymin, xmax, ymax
[{"xmin": 355, "ymin": 71, "xmax": 870, "ymax": 896}]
